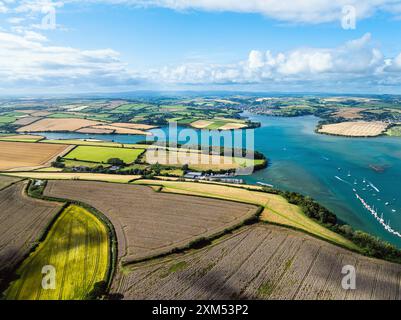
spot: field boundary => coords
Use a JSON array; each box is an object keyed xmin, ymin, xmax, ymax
[
  {"xmin": 120, "ymin": 204, "xmax": 263, "ymax": 266},
  {"xmin": 22, "ymin": 180, "xmax": 118, "ymax": 298},
  {"xmin": 0, "ymin": 181, "xmax": 66, "ymax": 297},
  {"xmin": 147, "ymin": 182, "xmax": 360, "ymax": 249},
  {"xmin": 0, "ymin": 172, "xmax": 142, "ymax": 184}
]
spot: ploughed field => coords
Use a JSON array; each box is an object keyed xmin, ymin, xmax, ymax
[
  {"xmin": 5, "ymin": 205, "xmax": 109, "ymax": 300},
  {"xmin": 0, "ymin": 141, "xmax": 72, "ymax": 171},
  {"xmin": 44, "ymin": 180, "xmax": 259, "ymax": 264},
  {"xmin": 0, "ymin": 181, "xmax": 62, "ymax": 286},
  {"xmin": 0, "ymin": 175, "xmax": 21, "ymax": 190},
  {"xmin": 133, "ymin": 180, "xmax": 356, "ymax": 250},
  {"xmin": 111, "ymin": 224, "xmax": 401, "ymax": 300}
]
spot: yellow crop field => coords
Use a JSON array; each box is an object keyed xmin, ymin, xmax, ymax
[
  {"xmin": 318, "ymin": 121, "xmax": 388, "ymax": 137},
  {"xmin": 133, "ymin": 179, "xmax": 358, "ymax": 251},
  {"xmin": 144, "ymin": 149, "xmax": 263, "ymax": 171},
  {"xmin": 5, "ymin": 205, "xmax": 109, "ymax": 300}
]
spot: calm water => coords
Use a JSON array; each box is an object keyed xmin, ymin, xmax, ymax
[{"xmin": 43, "ymin": 114, "xmax": 401, "ymax": 247}]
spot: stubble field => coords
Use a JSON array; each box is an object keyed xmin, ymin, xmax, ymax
[
  {"xmin": 17, "ymin": 118, "xmax": 102, "ymax": 133},
  {"xmin": 318, "ymin": 121, "xmax": 389, "ymax": 137},
  {"xmin": 0, "ymin": 141, "xmax": 72, "ymax": 171},
  {"xmin": 43, "ymin": 180, "xmax": 259, "ymax": 264},
  {"xmin": 132, "ymin": 180, "xmax": 356, "ymax": 250},
  {"xmin": 111, "ymin": 224, "xmax": 401, "ymax": 300}
]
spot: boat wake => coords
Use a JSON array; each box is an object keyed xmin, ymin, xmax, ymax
[
  {"xmin": 368, "ymin": 181, "xmax": 380, "ymax": 193},
  {"xmin": 335, "ymin": 176, "xmax": 352, "ymax": 186},
  {"xmin": 355, "ymin": 192, "xmax": 401, "ymax": 238}
]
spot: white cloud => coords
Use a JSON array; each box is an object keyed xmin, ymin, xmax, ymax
[
  {"xmin": 99, "ymin": 0, "xmax": 401, "ymax": 24},
  {"xmin": 0, "ymin": 28, "xmax": 400, "ymax": 92},
  {"xmin": 0, "ymin": 31, "xmax": 143, "ymax": 91},
  {"xmin": 149, "ymin": 33, "xmax": 401, "ymax": 89},
  {"xmin": 3, "ymin": 0, "xmax": 401, "ymax": 25},
  {"xmin": 0, "ymin": 1, "xmax": 9, "ymax": 14}
]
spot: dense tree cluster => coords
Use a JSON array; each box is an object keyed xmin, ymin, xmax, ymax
[{"xmin": 278, "ymin": 189, "xmax": 401, "ymax": 263}]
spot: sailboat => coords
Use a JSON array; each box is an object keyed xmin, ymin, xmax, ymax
[{"xmin": 347, "ymin": 171, "xmax": 351, "ymax": 177}]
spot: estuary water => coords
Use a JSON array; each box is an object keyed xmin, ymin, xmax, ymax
[{"xmin": 43, "ymin": 114, "xmax": 401, "ymax": 247}]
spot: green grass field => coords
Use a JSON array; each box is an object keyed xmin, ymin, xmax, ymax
[
  {"xmin": 386, "ymin": 125, "xmax": 401, "ymax": 137},
  {"xmin": 64, "ymin": 146, "xmax": 145, "ymax": 164},
  {"xmin": 62, "ymin": 159, "xmax": 111, "ymax": 168},
  {"xmin": 206, "ymin": 121, "xmax": 231, "ymax": 130},
  {"xmin": 0, "ymin": 116, "xmax": 17, "ymax": 124},
  {"xmin": 47, "ymin": 112, "xmax": 113, "ymax": 121},
  {"xmin": 5, "ymin": 205, "xmax": 109, "ymax": 300},
  {"xmin": 113, "ymin": 104, "xmax": 150, "ymax": 113}
]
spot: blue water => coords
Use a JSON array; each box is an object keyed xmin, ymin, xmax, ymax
[{"xmin": 42, "ymin": 114, "xmax": 401, "ymax": 247}]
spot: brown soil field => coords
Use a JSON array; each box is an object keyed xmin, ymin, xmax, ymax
[
  {"xmin": 111, "ymin": 123, "xmax": 157, "ymax": 130},
  {"xmin": 111, "ymin": 224, "xmax": 401, "ymax": 300},
  {"xmin": 0, "ymin": 135, "xmax": 44, "ymax": 141},
  {"xmin": 0, "ymin": 175, "xmax": 21, "ymax": 190},
  {"xmin": 87, "ymin": 124, "xmax": 151, "ymax": 136},
  {"xmin": 318, "ymin": 121, "xmax": 389, "ymax": 137},
  {"xmin": 30, "ymin": 111, "xmax": 52, "ymax": 117},
  {"xmin": 44, "ymin": 180, "xmax": 259, "ymax": 264},
  {"xmin": 331, "ymin": 108, "xmax": 366, "ymax": 119},
  {"xmin": 133, "ymin": 180, "xmax": 356, "ymax": 251},
  {"xmin": 13, "ymin": 116, "xmax": 42, "ymax": 126},
  {"xmin": 0, "ymin": 141, "xmax": 73, "ymax": 171},
  {"xmin": 17, "ymin": 118, "xmax": 102, "ymax": 133},
  {"xmin": 76, "ymin": 127, "xmax": 114, "ymax": 134},
  {"xmin": 218, "ymin": 123, "xmax": 248, "ymax": 130},
  {"xmin": 0, "ymin": 181, "xmax": 62, "ymax": 286},
  {"xmin": 190, "ymin": 120, "xmax": 213, "ymax": 129}
]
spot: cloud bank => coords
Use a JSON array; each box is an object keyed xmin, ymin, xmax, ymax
[
  {"xmin": 0, "ymin": 30, "xmax": 400, "ymax": 92},
  {"xmin": 3, "ymin": 0, "xmax": 401, "ymax": 24},
  {"xmin": 149, "ymin": 33, "xmax": 401, "ymax": 89},
  {"xmin": 0, "ymin": 31, "xmax": 143, "ymax": 91}
]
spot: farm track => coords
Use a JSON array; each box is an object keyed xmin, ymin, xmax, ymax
[
  {"xmin": 0, "ymin": 181, "xmax": 62, "ymax": 287},
  {"xmin": 111, "ymin": 224, "xmax": 401, "ymax": 300},
  {"xmin": 44, "ymin": 180, "xmax": 259, "ymax": 264}
]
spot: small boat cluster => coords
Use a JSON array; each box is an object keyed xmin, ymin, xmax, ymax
[{"xmin": 355, "ymin": 192, "xmax": 401, "ymax": 239}]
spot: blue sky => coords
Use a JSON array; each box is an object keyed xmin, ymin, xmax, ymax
[{"xmin": 1, "ymin": 1, "xmax": 401, "ymax": 94}]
